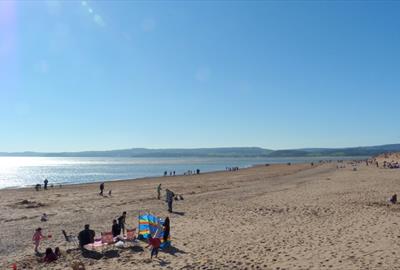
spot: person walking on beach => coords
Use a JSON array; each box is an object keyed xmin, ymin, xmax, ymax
[
  {"xmin": 118, "ymin": 211, "xmax": 127, "ymax": 235},
  {"xmin": 157, "ymin": 184, "xmax": 162, "ymax": 200},
  {"xmin": 32, "ymin": 227, "xmax": 44, "ymax": 253},
  {"xmin": 44, "ymin": 179, "xmax": 48, "ymax": 190},
  {"xmin": 99, "ymin": 183, "xmax": 104, "ymax": 196}
]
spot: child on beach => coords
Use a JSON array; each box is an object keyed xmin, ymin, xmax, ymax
[
  {"xmin": 146, "ymin": 234, "xmax": 161, "ymax": 259},
  {"xmin": 32, "ymin": 228, "xmax": 44, "ymax": 253}
]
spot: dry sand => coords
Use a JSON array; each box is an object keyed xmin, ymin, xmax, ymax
[{"xmin": 1, "ymin": 162, "xmax": 400, "ymax": 269}]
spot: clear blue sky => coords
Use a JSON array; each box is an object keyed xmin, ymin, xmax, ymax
[{"xmin": 1, "ymin": 1, "xmax": 400, "ymax": 152}]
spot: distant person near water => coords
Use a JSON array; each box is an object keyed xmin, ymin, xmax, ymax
[
  {"xmin": 44, "ymin": 179, "xmax": 48, "ymax": 190},
  {"xmin": 99, "ymin": 183, "xmax": 104, "ymax": 196}
]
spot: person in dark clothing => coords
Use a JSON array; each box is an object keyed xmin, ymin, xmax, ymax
[
  {"xmin": 390, "ymin": 194, "xmax": 397, "ymax": 204},
  {"xmin": 99, "ymin": 183, "xmax": 104, "ymax": 196},
  {"xmin": 78, "ymin": 224, "xmax": 95, "ymax": 247},
  {"xmin": 157, "ymin": 184, "xmax": 162, "ymax": 200},
  {"xmin": 112, "ymin": 219, "xmax": 121, "ymax": 237},
  {"xmin": 118, "ymin": 211, "xmax": 127, "ymax": 235},
  {"xmin": 54, "ymin": 247, "xmax": 61, "ymax": 258},
  {"xmin": 163, "ymin": 217, "xmax": 170, "ymax": 243},
  {"xmin": 43, "ymin": 247, "xmax": 58, "ymax": 263},
  {"xmin": 166, "ymin": 189, "xmax": 175, "ymax": 213},
  {"xmin": 44, "ymin": 179, "xmax": 48, "ymax": 190}
]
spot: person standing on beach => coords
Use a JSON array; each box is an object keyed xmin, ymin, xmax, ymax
[
  {"xmin": 99, "ymin": 183, "xmax": 104, "ymax": 196},
  {"xmin": 44, "ymin": 179, "xmax": 48, "ymax": 190},
  {"xmin": 163, "ymin": 217, "xmax": 170, "ymax": 243},
  {"xmin": 32, "ymin": 227, "xmax": 44, "ymax": 253},
  {"xmin": 146, "ymin": 233, "xmax": 161, "ymax": 259},
  {"xmin": 157, "ymin": 184, "xmax": 162, "ymax": 200},
  {"xmin": 166, "ymin": 189, "xmax": 175, "ymax": 213},
  {"xmin": 118, "ymin": 211, "xmax": 127, "ymax": 235}
]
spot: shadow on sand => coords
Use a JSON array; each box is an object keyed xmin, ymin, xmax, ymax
[
  {"xmin": 161, "ymin": 245, "xmax": 187, "ymax": 257},
  {"xmin": 130, "ymin": 245, "xmax": 144, "ymax": 253},
  {"xmin": 171, "ymin": 211, "xmax": 185, "ymax": 216},
  {"xmin": 81, "ymin": 249, "xmax": 103, "ymax": 260}
]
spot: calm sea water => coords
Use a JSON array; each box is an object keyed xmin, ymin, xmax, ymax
[{"xmin": 0, "ymin": 156, "xmax": 366, "ymax": 189}]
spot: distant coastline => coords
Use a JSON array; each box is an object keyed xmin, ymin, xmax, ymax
[{"xmin": 1, "ymin": 143, "xmax": 400, "ymax": 158}]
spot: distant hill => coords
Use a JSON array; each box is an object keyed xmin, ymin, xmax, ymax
[
  {"xmin": 268, "ymin": 144, "xmax": 400, "ymax": 157},
  {"xmin": 0, "ymin": 147, "xmax": 274, "ymax": 158},
  {"xmin": 1, "ymin": 144, "xmax": 399, "ymax": 158}
]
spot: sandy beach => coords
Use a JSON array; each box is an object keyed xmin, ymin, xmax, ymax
[{"xmin": 1, "ymin": 161, "xmax": 400, "ymax": 269}]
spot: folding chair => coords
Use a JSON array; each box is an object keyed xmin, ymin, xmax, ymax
[{"xmin": 62, "ymin": 230, "xmax": 79, "ymax": 248}]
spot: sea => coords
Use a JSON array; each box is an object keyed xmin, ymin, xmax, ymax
[{"xmin": 0, "ymin": 156, "xmax": 367, "ymax": 189}]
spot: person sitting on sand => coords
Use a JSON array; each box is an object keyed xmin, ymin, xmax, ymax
[
  {"xmin": 43, "ymin": 247, "xmax": 58, "ymax": 263},
  {"xmin": 55, "ymin": 247, "xmax": 61, "ymax": 258},
  {"xmin": 78, "ymin": 224, "xmax": 95, "ymax": 248},
  {"xmin": 41, "ymin": 213, "xmax": 48, "ymax": 222},
  {"xmin": 112, "ymin": 219, "xmax": 121, "ymax": 237},
  {"xmin": 146, "ymin": 233, "xmax": 161, "ymax": 259},
  {"xmin": 118, "ymin": 211, "xmax": 127, "ymax": 235},
  {"xmin": 390, "ymin": 194, "xmax": 397, "ymax": 204},
  {"xmin": 33, "ymin": 227, "xmax": 44, "ymax": 253}
]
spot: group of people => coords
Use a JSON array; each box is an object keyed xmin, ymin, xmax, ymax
[
  {"xmin": 226, "ymin": 167, "xmax": 239, "ymax": 171},
  {"xmin": 183, "ymin": 169, "xmax": 200, "ymax": 175},
  {"xmin": 164, "ymin": 171, "xmax": 176, "ymax": 176},
  {"xmin": 77, "ymin": 211, "xmax": 127, "ymax": 247},
  {"xmin": 74, "ymin": 214, "xmax": 170, "ymax": 260},
  {"xmin": 383, "ymin": 161, "xmax": 400, "ymax": 169}
]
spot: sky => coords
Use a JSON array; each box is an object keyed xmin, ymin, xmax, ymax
[{"xmin": 1, "ymin": 0, "xmax": 400, "ymax": 152}]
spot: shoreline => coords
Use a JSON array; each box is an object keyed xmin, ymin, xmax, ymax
[
  {"xmin": 0, "ymin": 162, "xmax": 280, "ymax": 192},
  {"xmin": 0, "ymin": 156, "xmax": 369, "ymax": 191}
]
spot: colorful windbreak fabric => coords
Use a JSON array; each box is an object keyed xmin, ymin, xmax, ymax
[{"xmin": 138, "ymin": 213, "xmax": 171, "ymax": 248}]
